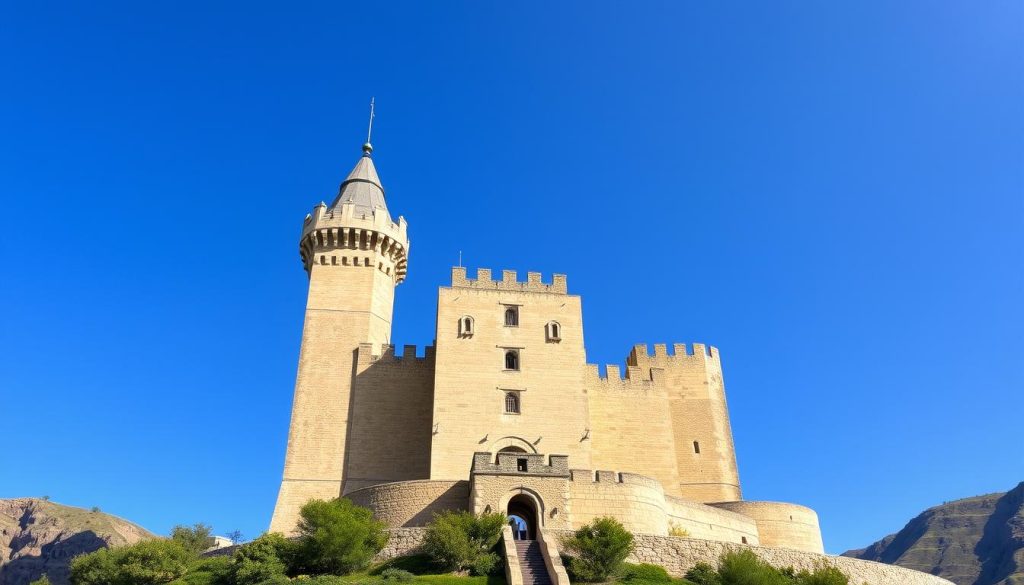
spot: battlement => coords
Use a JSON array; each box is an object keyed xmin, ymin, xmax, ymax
[
  {"xmin": 450, "ymin": 267, "xmax": 567, "ymax": 294},
  {"xmin": 471, "ymin": 452, "xmax": 570, "ymax": 477},
  {"xmin": 300, "ymin": 203, "xmax": 410, "ymax": 281},
  {"xmin": 627, "ymin": 343, "xmax": 721, "ymax": 369},
  {"xmin": 304, "ymin": 200, "xmax": 409, "ymax": 241},
  {"xmin": 356, "ymin": 342, "xmax": 436, "ymax": 367},
  {"xmin": 569, "ymin": 469, "xmax": 663, "ymax": 489},
  {"xmin": 584, "ymin": 362, "xmax": 664, "ymax": 391}
]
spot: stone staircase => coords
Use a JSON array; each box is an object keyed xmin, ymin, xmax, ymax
[{"xmin": 515, "ymin": 540, "xmax": 553, "ymax": 585}]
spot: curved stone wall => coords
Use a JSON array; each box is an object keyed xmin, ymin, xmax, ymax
[
  {"xmin": 711, "ymin": 501, "xmax": 823, "ymax": 554},
  {"xmin": 346, "ymin": 480, "xmax": 469, "ymax": 527},
  {"xmin": 665, "ymin": 496, "xmax": 759, "ymax": 545},
  {"xmin": 550, "ymin": 531, "xmax": 954, "ymax": 585},
  {"xmin": 568, "ymin": 470, "xmax": 671, "ymax": 535}
]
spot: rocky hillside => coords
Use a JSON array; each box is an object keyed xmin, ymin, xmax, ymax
[
  {"xmin": 844, "ymin": 482, "xmax": 1024, "ymax": 585},
  {"xmin": 0, "ymin": 498, "xmax": 154, "ymax": 585}
]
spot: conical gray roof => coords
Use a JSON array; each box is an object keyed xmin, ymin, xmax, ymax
[{"xmin": 329, "ymin": 151, "xmax": 387, "ymax": 215}]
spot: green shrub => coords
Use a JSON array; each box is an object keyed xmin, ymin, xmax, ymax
[
  {"xmin": 381, "ymin": 567, "xmax": 416, "ymax": 581},
  {"xmin": 560, "ymin": 516, "xmax": 634, "ymax": 582},
  {"xmin": 295, "ymin": 498, "xmax": 389, "ymax": 576},
  {"xmin": 620, "ymin": 562, "xmax": 672, "ymax": 583},
  {"xmin": 422, "ymin": 510, "xmax": 506, "ymax": 575},
  {"xmin": 28, "ymin": 577, "xmax": 51, "ymax": 585},
  {"xmin": 70, "ymin": 540, "xmax": 194, "ymax": 585},
  {"xmin": 794, "ymin": 563, "xmax": 849, "ymax": 585},
  {"xmin": 172, "ymin": 523, "xmax": 216, "ymax": 555},
  {"xmin": 684, "ymin": 562, "xmax": 721, "ymax": 585},
  {"xmin": 371, "ymin": 554, "xmax": 436, "ymax": 575},
  {"xmin": 232, "ymin": 533, "xmax": 296, "ymax": 584},
  {"xmin": 716, "ymin": 549, "xmax": 790, "ymax": 585},
  {"xmin": 174, "ymin": 556, "xmax": 233, "ymax": 585}
]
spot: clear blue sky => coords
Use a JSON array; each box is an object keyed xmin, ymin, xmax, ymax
[{"xmin": 1, "ymin": 1, "xmax": 1021, "ymax": 555}]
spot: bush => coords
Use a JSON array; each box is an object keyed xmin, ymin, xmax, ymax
[
  {"xmin": 172, "ymin": 523, "xmax": 217, "ymax": 555},
  {"xmin": 668, "ymin": 523, "xmax": 690, "ymax": 538},
  {"xmin": 716, "ymin": 549, "xmax": 791, "ymax": 585},
  {"xmin": 28, "ymin": 577, "xmax": 51, "ymax": 585},
  {"xmin": 70, "ymin": 539, "xmax": 194, "ymax": 585},
  {"xmin": 295, "ymin": 498, "xmax": 389, "ymax": 576},
  {"xmin": 381, "ymin": 567, "xmax": 416, "ymax": 582},
  {"xmin": 794, "ymin": 564, "xmax": 848, "ymax": 585},
  {"xmin": 173, "ymin": 557, "xmax": 233, "ymax": 585},
  {"xmin": 684, "ymin": 562, "xmax": 721, "ymax": 585},
  {"xmin": 422, "ymin": 510, "xmax": 506, "ymax": 576},
  {"xmin": 232, "ymin": 533, "xmax": 296, "ymax": 584},
  {"xmin": 560, "ymin": 517, "xmax": 634, "ymax": 582},
  {"xmin": 620, "ymin": 562, "xmax": 672, "ymax": 583}
]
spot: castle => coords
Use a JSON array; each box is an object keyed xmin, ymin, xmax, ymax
[{"xmin": 269, "ymin": 139, "xmax": 825, "ymax": 555}]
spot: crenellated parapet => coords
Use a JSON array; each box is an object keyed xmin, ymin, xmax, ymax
[
  {"xmin": 450, "ymin": 267, "xmax": 567, "ymax": 294},
  {"xmin": 300, "ymin": 202, "xmax": 410, "ymax": 282},
  {"xmin": 472, "ymin": 452, "xmax": 571, "ymax": 477},
  {"xmin": 628, "ymin": 343, "xmax": 721, "ymax": 369},
  {"xmin": 568, "ymin": 469, "xmax": 664, "ymax": 490},
  {"xmin": 583, "ymin": 362, "xmax": 665, "ymax": 393},
  {"xmin": 356, "ymin": 342, "xmax": 436, "ymax": 368}
]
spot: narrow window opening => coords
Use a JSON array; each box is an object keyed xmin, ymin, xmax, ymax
[
  {"xmin": 741, "ymin": 537, "xmax": 748, "ymax": 544},
  {"xmin": 517, "ymin": 458, "xmax": 528, "ymax": 472},
  {"xmin": 504, "ymin": 307, "xmax": 519, "ymax": 327},
  {"xmin": 505, "ymin": 350, "xmax": 519, "ymax": 370},
  {"xmin": 693, "ymin": 441, "xmax": 701, "ymax": 454},
  {"xmin": 459, "ymin": 316, "xmax": 474, "ymax": 337},
  {"xmin": 505, "ymin": 392, "xmax": 520, "ymax": 414},
  {"xmin": 545, "ymin": 321, "xmax": 562, "ymax": 341}
]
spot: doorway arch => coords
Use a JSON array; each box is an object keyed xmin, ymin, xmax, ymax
[{"xmin": 505, "ymin": 493, "xmax": 540, "ymax": 540}]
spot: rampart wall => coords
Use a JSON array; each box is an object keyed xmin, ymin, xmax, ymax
[
  {"xmin": 346, "ymin": 480, "xmax": 470, "ymax": 527},
  {"xmin": 711, "ymin": 501, "xmax": 824, "ymax": 554},
  {"xmin": 342, "ymin": 343, "xmax": 436, "ymax": 493}
]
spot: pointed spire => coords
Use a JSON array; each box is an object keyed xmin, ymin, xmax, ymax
[{"xmin": 329, "ymin": 100, "xmax": 387, "ymax": 215}]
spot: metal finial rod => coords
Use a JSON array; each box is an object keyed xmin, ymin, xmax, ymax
[{"xmin": 366, "ymin": 97, "xmax": 375, "ymax": 144}]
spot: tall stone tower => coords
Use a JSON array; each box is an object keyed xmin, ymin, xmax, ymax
[{"xmin": 269, "ymin": 140, "xmax": 409, "ymax": 534}]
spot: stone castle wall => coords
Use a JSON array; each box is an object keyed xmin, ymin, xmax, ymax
[
  {"xmin": 584, "ymin": 366, "xmax": 681, "ymax": 499},
  {"xmin": 621, "ymin": 534, "xmax": 954, "ymax": 585},
  {"xmin": 346, "ymin": 480, "xmax": 469, "ymax": 527},
  {"xmin": 372, "ymin": 528, "xmax": 954, "ymax": 585},
  {"xmin": 628, "ymin": 344, "xmax": 741, "ymax": 503},
  {"xmin": 710, "ymin": 501, "xmax": 824, "ymax": 554},
  {"xmin": 429, "ymin": 269, "xmax": 592, "ymax": 481},
  {"xmin": 343, "ymin": 344, "xmax": 436, "ymax": 493}
]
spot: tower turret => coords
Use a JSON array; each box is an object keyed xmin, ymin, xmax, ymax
[{"xmin": 270, "ymin": 136, "xmax": 410, "ymax": 534}]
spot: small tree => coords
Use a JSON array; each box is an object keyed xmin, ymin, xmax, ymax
[
  {"xmin": 28, "ymin": 576, "xmax": 51, "ymax": 585},
  {"xmin": 232, "ymin": 533, "xmax": 295, "ymax": 585},
  {"xmin": 716, "ymin": 549, "xmax": 791, "ymax": 585},
  {"xmin": 295, "ymin": 498, "xmax": 389, "ymax": 575},
  {"xmin": 70, "ymin": 539, "xmax": 193, "ymax": 585},
  {"xmin": 684, "ymin": 562, "xmax": 722, "ymax": 585},
  {"xmin": 561, "ymin": 517, "xmax": 634, "ymax": 582},
  {"xmin": 171, "ymin": 523, "xmax": 216, "ymax": 555},
  {"xmin": 227, "ymin": 529, "xmax": 245, "ymax": 545},
  {"xmin": 422, "ymin": 510, "xmax": 506, "ymax": 575}
]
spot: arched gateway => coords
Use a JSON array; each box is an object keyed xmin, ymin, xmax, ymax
[{"xmin": 506, "ymin": 494, "xmax": 539, "ymax": 540}]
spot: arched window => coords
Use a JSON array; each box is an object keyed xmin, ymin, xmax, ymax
[
  {"xmin": 459, "ymin": 315, "xmax": 474, "ymax": 337},
  {"xmin": 504, "ymin": 306, "xmax": 519, "ymax": 327},
  {"xmin": 505, "ymin": 350, "xmax": 519, "ymax": 370},
  {"xmin": 505, "ymin": 392, "xmax": 520, "ymax": 414},
  {"xmin": 545, "ymin": 321, "xmax": 561, "ymax": 341}
]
